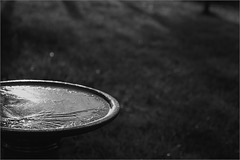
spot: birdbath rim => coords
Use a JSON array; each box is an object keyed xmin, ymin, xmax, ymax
[{"xmin": 1, "ymin": 79, "xmax": 120, "ymax": 136}]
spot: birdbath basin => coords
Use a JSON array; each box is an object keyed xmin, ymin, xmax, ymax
[{"xmin": 1, "ymin": 80, "xmax": 120, "ymax": 158}]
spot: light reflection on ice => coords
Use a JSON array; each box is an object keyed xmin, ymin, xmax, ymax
[
  {"xmin": 0, "ymin": 85, "xmax": 110, "ymax": 130},
  {"xmin": 2, "ymin": 86, "xmax": 42, "ymax": 103}
]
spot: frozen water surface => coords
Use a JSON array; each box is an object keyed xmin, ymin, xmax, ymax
[{"xmin": 0, "ymin": 85, "xmax": 110, "ymax": 130}]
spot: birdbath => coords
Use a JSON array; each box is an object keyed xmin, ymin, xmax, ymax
[{"xmin": 1, "ymin": 80, "xmax": 120, "ymax": 159}]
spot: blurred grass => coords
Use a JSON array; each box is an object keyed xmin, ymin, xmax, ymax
[{"xmin": 1, "ymin": 1, "xmax": 239, "ymax": 159}]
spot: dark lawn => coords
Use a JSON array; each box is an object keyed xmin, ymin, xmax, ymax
[{"xmin": 1, "ymin": 1, "xmax": 239, "ymax": 159}]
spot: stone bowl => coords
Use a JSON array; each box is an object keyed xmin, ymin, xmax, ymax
[{"xmin": 1, "ymin": 80, "xmax": 120, "ymax": 156}]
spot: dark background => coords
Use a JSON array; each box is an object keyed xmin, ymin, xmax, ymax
[{"xmin": 1, "ymin": 0, "xmax": 239, "ymax": 159}]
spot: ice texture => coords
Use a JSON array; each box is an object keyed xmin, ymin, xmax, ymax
[{"xmin": 0, "ymin": 85, "xmax": 110, "ymax": 130}]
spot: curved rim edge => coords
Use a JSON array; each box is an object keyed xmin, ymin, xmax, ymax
[{"xmin": 0, "ymin": 79, "xmax": 120, "ymax": 133}]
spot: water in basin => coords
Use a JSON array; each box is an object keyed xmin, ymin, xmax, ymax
[{"xmin": 0, "ymin": 85, "xmax": 110, "ymax": 130}]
